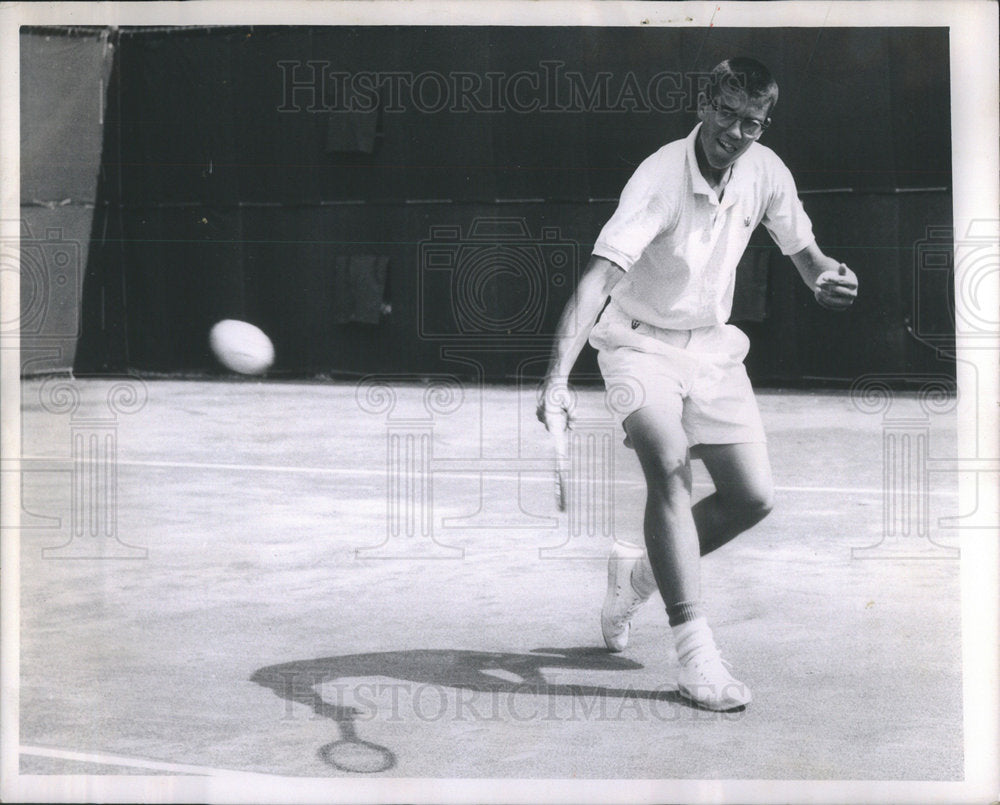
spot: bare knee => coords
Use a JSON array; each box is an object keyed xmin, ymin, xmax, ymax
[
  {"xmin": 734, "ymin": 486, "xmax": 774, "ymax": 523},
  {"xmin": 625, "ymin": 409, "xmax": 695, "ymax": 517},
  {"xmin": 633, "ymin": 453, "xmax": 691, "ymax": 535},
  {"xmin": 643, "ymin": 452, "xmax": 690, "ymax": 489},
  {"xmin": 638, "ymin": 452, "xmax": 692, "ymax": 515},
  {"xmin": 697, "ymin": 442, "xmax": 775, "ymax": 527}
]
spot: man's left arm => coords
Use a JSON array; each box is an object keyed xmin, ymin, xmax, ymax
[{"xmin": 789, "ymin": 241, "xmax": 858, "ymax": 311}]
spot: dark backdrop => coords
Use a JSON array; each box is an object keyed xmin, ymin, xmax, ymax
[{"xmin": 49, "ymin": 25, "xmax": 955, "ymax": 383}]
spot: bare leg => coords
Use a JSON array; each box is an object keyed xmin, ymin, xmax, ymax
[
  {"xmin": 624, "ymin": 408, "xmax": 700, "ymax": 607},
  {"xmin": 619, "ymin": 413, "xmax": 754, "ymax": 710},
  {"xmin": 691, "ymin": 442, "xmax": 774, "ymax": 556}
]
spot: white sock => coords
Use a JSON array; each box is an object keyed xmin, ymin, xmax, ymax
[{"xmin": 671, "ymin": 616, "xmax": 719, "ymax": 666}]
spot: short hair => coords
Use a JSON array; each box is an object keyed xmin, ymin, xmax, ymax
[{"xmin": 706, "ymin": 57, "xmax": 779, "ymax": 114}]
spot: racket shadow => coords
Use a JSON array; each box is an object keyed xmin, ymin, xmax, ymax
[
  {"xmin": 251, "ymin": 646, "xmax": 689, "ymax": 774},
  {"xmin": 316, "ymin": 719, "xmax": 395, "ymax": 774},
  {"xmin": 263, "ymin": 679, "xmax": 398, "ymax": 774}
]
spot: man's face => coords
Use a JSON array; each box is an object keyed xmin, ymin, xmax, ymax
[{"xmin": 697, "ymin": 87, "xmax": 772, "ymax": 172}]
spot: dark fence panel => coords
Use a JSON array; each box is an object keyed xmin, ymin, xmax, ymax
[{"xmin": 66, "ymin": 25, "xmax": 954, "ymax": 385}]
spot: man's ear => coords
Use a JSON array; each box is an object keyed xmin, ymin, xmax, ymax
[{"xmin": 696, "ymin": 91, "xmax": 709, "ymax": 121}]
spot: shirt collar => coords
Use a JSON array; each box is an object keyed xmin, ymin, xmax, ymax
[{"xmin": 686, "ymin": 122, "xmax": 746, "ymax": 208}]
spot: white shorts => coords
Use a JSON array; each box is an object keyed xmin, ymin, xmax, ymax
[{"xmin": 588, "ymin": 302, "xmax": 766, "ymax": 447}]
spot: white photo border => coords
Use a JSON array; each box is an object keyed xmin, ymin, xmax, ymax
[{"xmin": 1, "ymin": 2, "xmax": 997, "ymax": 803}]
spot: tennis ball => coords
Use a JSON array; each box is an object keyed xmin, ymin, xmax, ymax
[{"xmin": 209, "ymin": 319, "xmax": 274, "ymax": 375}]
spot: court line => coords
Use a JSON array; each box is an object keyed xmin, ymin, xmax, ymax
[
  {"xmin": 19, "ymin": 744, "xmax": 288, "ymax": 779},
  {"xmin": 10, "ymin": 456, "xmax": 957, "ymax": 498}
]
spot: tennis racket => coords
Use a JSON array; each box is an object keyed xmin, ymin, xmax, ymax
[{"xmin": 549, "ymin": 408, "xmax": 570, "ymax": 513}]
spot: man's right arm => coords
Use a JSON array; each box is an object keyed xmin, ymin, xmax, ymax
[{"xmin": 537, "ymin": 255, "xmax": 625, "ymax": 428}]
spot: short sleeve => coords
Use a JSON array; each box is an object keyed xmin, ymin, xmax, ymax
[
  {"xmin": 761, "ymin": 158, "xmax": 815, "ymax": 256},
  {"xmin": 592, "ymin": 152, "xmax": 676, "ymax": 271}
]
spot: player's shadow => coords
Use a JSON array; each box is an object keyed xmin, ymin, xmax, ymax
[{"xmin": 251, "ymin": 646, "xmax": 688, "ymax": 774}]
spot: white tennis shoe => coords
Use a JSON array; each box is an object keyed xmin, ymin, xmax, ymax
[
  {"xmin": 676, "ymin": 648, "xmax": 752, "ymax": 711},
  {"xmin": 601, "ymin": 541, "xmax": 653, "ymax": 652}
]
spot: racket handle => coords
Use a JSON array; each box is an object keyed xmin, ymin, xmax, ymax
[{"xmin": 550, "ymin": 416, "xmax": 569, "ymax": 512}]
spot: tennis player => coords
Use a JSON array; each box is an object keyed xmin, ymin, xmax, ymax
[{"xmin": 538, "ymin": 57, "xmax": 857, "ymax": 711}]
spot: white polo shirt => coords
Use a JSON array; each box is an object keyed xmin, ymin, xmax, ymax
[{"xmin": 592, "ymin": 123, "xmax": 815, "ymax": 330}]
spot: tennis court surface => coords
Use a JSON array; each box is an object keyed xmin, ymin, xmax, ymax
[{"xmin": 16, "ymin": 378, "xmax": 961, "ymax": 780}]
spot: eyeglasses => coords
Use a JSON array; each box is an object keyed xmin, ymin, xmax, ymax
[{"xmin": 709, "ymin": 98, "xmax": 771, "ymax": 138}]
